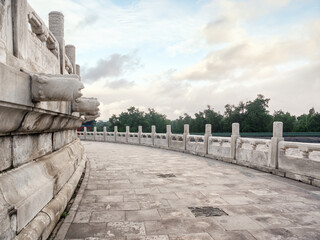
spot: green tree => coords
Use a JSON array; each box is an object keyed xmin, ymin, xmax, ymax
[
  {"xmin": 193, "ymin": 111, "xmax": 205, "ymax": 133},
  {"xmin": 145, "ymin": 108, "xmax": 170, "ymax": 133},
  {"xmin": 108, "ymin": 107, "xmax": 169, "ymax": 133},
  {"xmin": 105, "ymin": 96, "xmax": 319, "ymax": 134},
  {"xmin": 241, "ymin": 94, "xmax": 272, "ymax": 132},
  {"xmin": 273, "ymin": 110, "xmax": 296, "ymax": 132},
  {"xmin": 95, "ymin": 120, "xmax": 110, "ymax": 131},
  {"xmin": 295, "ymin": 108, "xmax": 320, "ymax": 132},
  {"xmin": 223, "ymin": 102, "xmax": 246, "ymax": 132},
  {"xmin": 308, "ymin": 109, "xmax": 320, "ymax": 132},
  {"xmin": 108, "ymin": 114, "xmax": 119, "ymax": 131},
  {"xmin": 204, "ymin": 105, "xmax": 224, "ymax": 132}
]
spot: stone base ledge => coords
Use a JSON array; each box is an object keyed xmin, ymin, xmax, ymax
[
  {"xmin": 16, "ymin": 156, "xmax": 86, "ymax": 240},
  {"xmin": 0, "ymin": 102, "xmax": 83, "ymax": 136},
  {"xmin": 54, "ymin": 156, "xmax": 90, "ymax": 240},
  {"xmin": 0, "ymin": 130, "xmax": 78, "ymax": 173},
  {"xmin": 0, "ymin": 139, "xmax": 86, "ymax": 239},
  {"xmin": 285, "ymin": 171, "xmax": 314, "ymax": 185}
]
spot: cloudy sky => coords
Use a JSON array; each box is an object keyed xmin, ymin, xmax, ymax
[{"xmin": 29, "ymin": 0, "xmax": 320, "ymax": 120}]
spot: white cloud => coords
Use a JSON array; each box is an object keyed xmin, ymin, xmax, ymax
[
  {"xmin": 174, "ymin": 14, "xmax": 319, "ymax": 86},
  {"xmin": 27, "ymin": 0, "xmax": 320, "ymax": 120},
  {"xmin": 82, "ymin": 52, "xmax": 140, "ymax": 83}
]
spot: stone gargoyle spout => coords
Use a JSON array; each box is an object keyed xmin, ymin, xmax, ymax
[
  {"xmin": 72, "ymin": 97, "xmax": 100, "ymax": 115},
  {"xmin": 31, "ymin": 74, "xmax": 84, "ymax": 101},
  {"xmin": 83, "ymin": 113, "xmax": 100, "ymax": 123}
]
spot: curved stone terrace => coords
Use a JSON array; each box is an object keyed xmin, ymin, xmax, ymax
[{"xmin": 57, "ymin": 141, "xmax": 320, "ymax": 240}]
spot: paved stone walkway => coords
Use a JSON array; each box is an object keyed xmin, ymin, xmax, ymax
[{"xmin": 62, "ymin": 142, "xmax": 320, "ymax": 240}]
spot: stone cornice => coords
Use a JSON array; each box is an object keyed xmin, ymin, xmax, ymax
[{"xmin": 0, "ymin": 101, "xmax": 83, "ymax": 136}]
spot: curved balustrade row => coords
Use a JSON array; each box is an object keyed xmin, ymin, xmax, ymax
[{"xmin": 78, "ymin": 122, "xmax": 320, "ymax": 188}]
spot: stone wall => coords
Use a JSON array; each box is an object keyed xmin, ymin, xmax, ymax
[
  {"xmin": 0, "ymin": 1, "xmax": 99, "ymax": 239},
  {"xmin": 80, "ymin": 122, "xmax": 320, "ymax": 188}
]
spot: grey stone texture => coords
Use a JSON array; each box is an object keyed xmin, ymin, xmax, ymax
[
  {"xmin": 0, "ymin": 139, "xmax": 85, "ymax": 236},
  {"xmin": 12, "ymin": 132, "xmax": 52, "ymax": 167},
  {"xmin": 53, "ymin": 130, "xmax": 77, "ymax": 150},
  {"xmin": 72, "ymin": 97, "xmax": 100, "ymax": 115},
  {"xmin": 31, "ymin": 73, "xmax": 83, "ymax": 101},
  {"xmin": 0, "ymin": 136, "xmax": 12, "ymax": 171},
  {"xmin": 0, "ymin": 0, "xmax": 100, "ymax": 239},
  {"xmin": 61, "ymin": 142, "xmax": 320, "ymax": 240},
  {"xmin": 65, "ymin": 44, "xmax": 76, "ymax": 73}
]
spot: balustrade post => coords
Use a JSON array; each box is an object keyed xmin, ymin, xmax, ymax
[
  {"xmin": 270, "ymin": 122, "xmax": 284, "ymax": 169},
  {"xmin": 126, "ymin": 126, "xmax": 130, "ymax": 143},
  {"xmin": 49, "ymin": 11, "xmax": 65, "ymax": 74},
  {"xmin": 183, "ymin": 124, "xmax": 189, "ymax": 151},
  {"xmin": 93, "ymin": 127, "xmax": 97, "ymax": 141},
  {"xmin": 151, "ymin": 125, "xmax": 156, "ymax": 146},
  {"xmin": 114, "ymin": 126, "xmax": 118, "ymax": 142},
  {"xmin": 65, "ymin": 45, "xmax": 76, "ymax": 74},
  {"xmin": 166, "ymin": 125, "xmax": 171, "ymax": 148},
  {"xmin": 76, "ymin": 64, "xmax": 81, "ymax": 78},
  {"xmin": 138, "ymin": 126, "xmax": 142, "ymax": 145},
  {"xmin": 84, "ymin": 127, "xmax": 87, "ymax": 140},
  {"xmin": 12, "ymin": 0, "xmax": 28, "ymax": 59},
  {"xmin": 204, "ymin": 124, "xmax": 212, "ymax": 155},
  {"xmin": 103, "ymin": 126, "xmax": 107, "ymax": 141},
  {"xmin": 231, "ymin": 123, "xmax": 240, "ymax": 162}
]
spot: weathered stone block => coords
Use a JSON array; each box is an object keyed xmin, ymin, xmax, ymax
[
  {"xmin": 13, "ymin": 133, "xmax": 52, "ymax": 167},
  {"xmin": 0, "ymin": 137, "xmax": 12, "ymax": 171},
  {"xmin": 0, "ymin": 209, "xmax": 14, "ymax": 240},
  {"xmin": 42, "ymin": 139, "xmax": 83, "ymax": 194},
  {"xmin": 15, "ymin": 212, "xmax": 50, "ymax": 240},
  {"xmin": 285, "ymin": 172, "xmax": 311, "ymax": 184},
  {"xmin": 0, "ymin": 139, "xmax": 84, "ymax": 236},
  {"xmin": 50, "ymin": 116, "xmax": 70, "ymax": 130},
  {"xmin": 0, "ymin": 106, "xmax": 29, "ymax": 133},
  {"xmin": 0, "ymin": 191, "xmax": 15, "ymax": 240},
  {"xmin": 0, "ymin": 161, "xmax": 53, "ymax": 233},
  {"xmin": 0, "ymin": 40, "xmax": 6, "ymax": 64},
  {"xmin": 53, "ymin": 130, "xmax": 76, "ymax": 151},
  {"xmin": 16, "ymin": 179, "xmax": 54, "ymax": 232},
  {"xmin": 0, "ymin": 63, "xmax": 32, "ymax": 106},
  {"xmin": 18, "ymin": 112, "xmax": 54, "ymax": 132},
  {"xmin": 312, "ymin": 178, "xmax": 320, "ymax": 188},
  {"xmin": 272, "ymin": 169, "xmax": 286, "ymax": 177}
]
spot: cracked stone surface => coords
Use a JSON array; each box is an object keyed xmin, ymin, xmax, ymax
[{"xmin": 62, "ymin": 142, "xmax": 320, "ymax": 240}]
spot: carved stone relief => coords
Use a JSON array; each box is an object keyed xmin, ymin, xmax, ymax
[
  {"xmin": 72, "ymin": 97, "xmax": 100, "ymax": 115},
  {"xmin": 31, "ymin": 74, "xmax": 83, "ymax": 101}
]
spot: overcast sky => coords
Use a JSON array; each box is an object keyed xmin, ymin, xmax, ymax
[{"xmin": 29, "ymin": 0, "xmax": 320, "ymax": 120}]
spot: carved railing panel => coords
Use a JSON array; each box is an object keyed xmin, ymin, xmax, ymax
[
  {"xmin": 236, "ymin": 138, "xmax": 271, "ymax": 167},
  {"xmin": 279, "ymin": 141, "xmax": 320, "ymax": 179},
  {"xmin": 207, "ymin": 136, "xmax": 232, "ymax": 160},
  {"xmin": 186, "ymin": 135, "xmax": 205, "ymax": 155}
]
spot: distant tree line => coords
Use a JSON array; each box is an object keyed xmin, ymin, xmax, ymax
[{"xmin": 86, "ymin": 95, "xmax": 320, "ymax": 133}]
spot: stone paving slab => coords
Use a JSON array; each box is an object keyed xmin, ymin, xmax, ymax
[{"xmin": 60, "ymin": 142, "xmax": 320, "ymax": 240}]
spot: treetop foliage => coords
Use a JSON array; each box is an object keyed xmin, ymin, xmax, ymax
[{"xmin": 87, "ymin": 95, "xmax": 320, "ymax": 133}]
